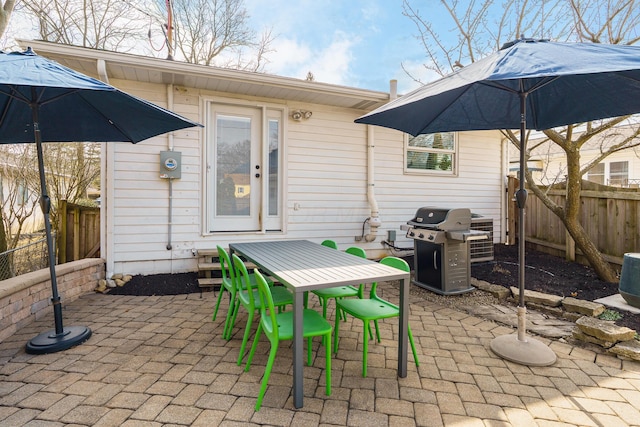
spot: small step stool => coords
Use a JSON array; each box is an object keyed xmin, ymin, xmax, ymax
[
  {"xmin": 197, "ymin": 249, "xmax": 223, "ymax": 290},
  {"xmin": 196, "ymin": 248, "xmax": 258, "ymax": 289}
]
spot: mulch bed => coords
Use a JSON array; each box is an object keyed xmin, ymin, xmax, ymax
[{"xmin": 105, "ymin": 244, "xmax": 640, "ymax": 332}]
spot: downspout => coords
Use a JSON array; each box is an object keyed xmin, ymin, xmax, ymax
[
  {"xmin": 96, "ymin": 59, "xmax": 114, "ymax": 277},
  {"xmin": 364, "ymin": 125, "xmax": 380, "ymax": 242},
  {"xmin": 364, "ymin": 79, "xmax": 397, "ymax": 242}
]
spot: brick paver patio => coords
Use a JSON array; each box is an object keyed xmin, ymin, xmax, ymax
[{"xmin": 1, "ymin": 284, "xmax": 640, "ymax": 426}]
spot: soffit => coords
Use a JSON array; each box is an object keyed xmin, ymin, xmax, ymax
[{"xmin": 19, "ymin": 40, "xmax": 391, "ymax": 111}]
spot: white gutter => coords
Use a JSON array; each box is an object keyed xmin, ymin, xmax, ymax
[{"xmin": 96, "ymin": 59, "xmax": 109, "ymax": 84}]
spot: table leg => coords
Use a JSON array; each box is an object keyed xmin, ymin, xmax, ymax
[
  {"xmin": 293, "ymin": 290, "xmax": 304, "ymax": 408},
  {"xmin": 398, "ymin": 276, "xmax": 408, "ymax": 377}
]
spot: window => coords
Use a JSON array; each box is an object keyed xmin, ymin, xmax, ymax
[
  {"xmin": 586, "ymin": 163, "xmax": 605, "ymax": 185},
  {"xmin": 17, "ymin": 182, "xmax": 28, "ymax": 206},
  {"xmin": 406, "ymin": 132, "xmax": 456, "ymax": 174},
  {"xmin": 609, "ymin": 161, "xmax": 628, "ymax": 187}
]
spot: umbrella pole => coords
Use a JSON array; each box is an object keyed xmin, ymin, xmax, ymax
[
  {"xmin": 26, "ymin": 98, "xmax": 92, "ymax": 355},
  {"xmin": 489, "ymin": 89, "xmax": 556, "ymax": 366}
]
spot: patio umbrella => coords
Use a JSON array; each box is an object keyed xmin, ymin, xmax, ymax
[
  {"xmin": 0, "ymin": 47, "xmax": 201, "ymax": 354},
  {"xmin": 356, "ymin": 38, "xmax": 640, "ymax": 366}
]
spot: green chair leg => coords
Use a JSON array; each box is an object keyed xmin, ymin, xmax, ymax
[
  {"xmin": 362, "ymin": 321, "xmax": 370, "ymax": 377},
  {"xmin": 237, "ymin": 309, "xmax": 255, "ymax": 365},
  {"xmin": 212, "ymin": 285, "xmax": 225, "ymax": 321},
  {"xmin": 255, "ymin": 341, "xmax": 279, "ymax": 411},
  {"xmin": 226, "ymin": 298, "xmax": 241, "ymax": 340},
  {"xmin": 408, "ymin": 324, "xmax": 419, "ymax": 367}
]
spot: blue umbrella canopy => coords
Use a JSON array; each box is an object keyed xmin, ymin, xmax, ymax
[
  {"xmin": 0, "ymin": 48, "xmax": 200, "ymax": 143},
  {"xmin": 356, "ymin": 39, "xmax": 640, "ymax": 366},
  {"xmin": 0, "ymin": 48, "xmax": 201, "ymax": 355},
  {"xmin": 356, "ymin": 39, "xmax": 640, "ymax": 135}
]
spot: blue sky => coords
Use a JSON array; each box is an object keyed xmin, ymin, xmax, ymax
[
  {"xmin": 244, "ymin": 0, "xmax": 434, "ymax": 93},
  {"xmin": 6, "ymin": 0, "xmax": 436, "ymax": 94}
]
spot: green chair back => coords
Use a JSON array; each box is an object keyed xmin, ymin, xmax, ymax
[
  {"xmin": 311, "ymin": 246, "xmax": 367, "ymax": 318},
  {"xmin": 232, "ymin": 253, "xmax": 293, "ymax": 367},
  {"xmin": 321, "ymin": 239, "xmax": 338, "ymax": 249},
  {"xmin": 212, "ymin": 245, "xmax": 239, "ymax": 340}
]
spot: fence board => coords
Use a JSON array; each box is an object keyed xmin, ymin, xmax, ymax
[
  {"xmin": 524, "ymin": 185, "xmax": 640, "ymax": 266},
  {"xmin": 59, "ymin": 201, "xmax": 100, "ymax": 263}
]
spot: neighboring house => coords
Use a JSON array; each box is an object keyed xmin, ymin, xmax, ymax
[
  {"xmin": 0, "ymin": 157, "xmax": 44, "ymax": 235},
  {"xmin": 23, "ymin": 40, "xmax": 508, "ymax": 277},
  {"xmin": 510, "ymin": 124, "xmax": 640, "ymax": 187}
]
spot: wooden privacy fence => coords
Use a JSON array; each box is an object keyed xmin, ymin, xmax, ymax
[
  {"xmin": 513, "ymin": 177, "xmax": 640, "ymax": 267},
  {"xmin": 57, "ymin": 200, "xmax": 100, "ymax": 263}
]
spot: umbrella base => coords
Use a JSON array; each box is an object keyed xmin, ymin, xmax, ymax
[
  {"xmin": 25, "ymin": 325, "xmax": 92, "ymax": 355},
  {"xmin": 490, "ymin": 333, "xmax": 556, "ymax": 366}
]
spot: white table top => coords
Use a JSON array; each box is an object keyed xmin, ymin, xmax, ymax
[{"xmin": 229, "ymin": 240, "xmax": 408, "ymax": 292}]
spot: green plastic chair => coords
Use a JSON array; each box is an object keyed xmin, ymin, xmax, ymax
[
  {"xmin": 321, "ymin": 239, "xmax": 338, "ymax": 249},
  {"xmin": 212, "ymin": 246, "xmax": 274, "ymax": 340},
  {"xmin": 211, "ymin": 245, "xmax": 242, "ymax": 340},
  {"xmin": 334, "ymin": 256, "xmax": 420, "ymax": 377},
  {"xmin": 312, "ymin": 246, "xmax": 367, "ymax": 319},
  {"xmin": 231, "ymin": 253, "xmax": 293, "ymax": 366},
  {"xmin": 246, "ymin": 269, "xmax": 332, "ymax": 411}
]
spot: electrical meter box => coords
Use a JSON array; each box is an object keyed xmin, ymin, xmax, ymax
[{"xmin": 160, "ymin": 151, "xmax": 181, "ymax": 179}]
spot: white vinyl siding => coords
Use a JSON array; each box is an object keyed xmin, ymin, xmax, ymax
[{"xmin": 106, "ymin": 81, "xmax": 504, "ymax": 275}]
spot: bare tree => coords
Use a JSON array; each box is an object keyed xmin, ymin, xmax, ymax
[
  {"xmin": 0, "ymin": 0, "xmax": 15, "ymax": 38},
  {"xmin": 0, "ymin": 145, "xmax": 43, "ymax": 250},
  {"xmin": 403, "ymin": 0, "xmax": 640, "ymax": 282},
  {"xmin": 21, "ymin": 0, "xmax": 148, "ymax": 51},
  {"xmin": 160, "ymin": 0, "xmax": 273, "ymax": 69},
  {"xmin": 0, "ymin": 142, "xmax": 99, "ymax": 248}
]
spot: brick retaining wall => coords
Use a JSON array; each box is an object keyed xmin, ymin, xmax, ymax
[{"xmin": 0, "ymin": 258, "xmax": 105, "ymax": 343}]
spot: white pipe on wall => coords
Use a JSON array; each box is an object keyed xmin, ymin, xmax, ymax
[
  {"xmin": 365, "ymin": 124, "xmax": 380, "ymax": 242},
  {"xmin": 166, "ymin": 84, "xmax": 175, "ymax": 254},
  {"xmin": 364, "ymin": 79, "xmax": 398, "ymax": 242}
]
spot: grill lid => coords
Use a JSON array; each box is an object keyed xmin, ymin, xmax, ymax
[{"xmin": 407, "ymin": 207, "xmax": 472, "ymax": 231}]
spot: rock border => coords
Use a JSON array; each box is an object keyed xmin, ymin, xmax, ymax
[{"xmin": 473, "ymin": 278, "xmax": 640, "ymax": 361}]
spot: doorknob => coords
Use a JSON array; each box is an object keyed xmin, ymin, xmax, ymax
[{"xmin": 255, "ymin": 165, "xmax": 260, "ymax": 178}]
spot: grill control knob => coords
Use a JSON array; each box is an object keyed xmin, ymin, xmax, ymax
[
  {"xmin": 418, "ymin": 233, "xmax": 424, "ymax": 239},
  {"xmin": 428, "ymin": 235, "xmax": 434, "ymax": 241}
]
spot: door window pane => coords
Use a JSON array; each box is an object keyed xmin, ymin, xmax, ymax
[
  {"xmin": 216, "ymin": 115, "xmax": 251, "ymax": 216},
  {"xmin": 268, "ymin": 119, "xmax": 279, "ymax": 216}
]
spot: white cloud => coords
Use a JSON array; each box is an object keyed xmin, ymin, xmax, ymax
[{"xmin": 266, "ymin": 31, "xmax": 355, "ymax": 86}]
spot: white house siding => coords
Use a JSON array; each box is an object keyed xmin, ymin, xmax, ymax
[
  {"xmin": 372, "ymin": 128, "xmax": 504, "ymax": 251},
  {"xmin": 106, "ymin": 81, "xmax": 505, "ymax": 275},
  {"xmin": 16, "ymin": 45, "xmax": 504, "ymax": 276},
  {"xmin": 108, "ymin": 80, "xmax": 203, "ymax": 275}
]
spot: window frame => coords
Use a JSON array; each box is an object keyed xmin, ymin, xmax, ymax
[{"xmin": 404, "ymin": 132, "xmax": 458, "ymax": 176}]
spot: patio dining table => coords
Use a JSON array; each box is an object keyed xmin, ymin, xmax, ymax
[{"xmin": 229, "ymin": 239, "xmax": 411, "ymax": 408}]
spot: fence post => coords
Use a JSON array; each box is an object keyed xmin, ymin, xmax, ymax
[
  {"xmin": 73, "ymin": 205, "xmax": 80, "ymax": 261},
  {"xmin": 58, "ymin": 200, "xmax": 67, "ymax": 264},
  {"xmin": 565, "ymin": 230, "xmax": 576, "ymax": 261}
]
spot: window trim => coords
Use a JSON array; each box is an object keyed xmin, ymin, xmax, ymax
[
  {"xmin": 200, "ymin": 96, "xmax": 287, "ymax": 236},
  {"xmin": 404, "ymin": 132, "xmax": 458, "ymax": 176}
]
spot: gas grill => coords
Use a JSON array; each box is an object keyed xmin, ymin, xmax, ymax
[{"xmin": 403, "ymin": 207, "xmax": 489, "ymax": 295}]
